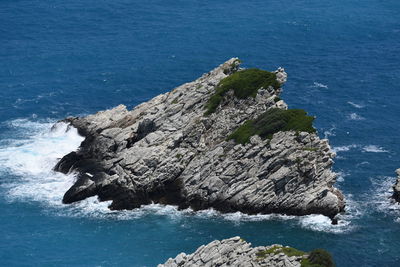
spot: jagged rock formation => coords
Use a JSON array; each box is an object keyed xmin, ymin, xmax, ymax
[
  {"xmin": 158, "ymin": 237, "xmax": 334, "ymax": 267},
  {"xmin": 54, "ymin": 58, "xmax": 345, "ymax": 219},
  {"xmin": 393, "ymin": 169, "xmax": 400, "ymax": 202}
]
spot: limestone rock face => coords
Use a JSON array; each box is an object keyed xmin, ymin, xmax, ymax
[
  {"xmin": 158, "ymin": 237, "xmax": 305, "ymax": 267},
  {"xmin": 54, "ymin": 58, "xmax": 344, "ymax": 218},
  {"xmin": 393, "ymin": 169, "xmax": 400, "ymax": 202}
]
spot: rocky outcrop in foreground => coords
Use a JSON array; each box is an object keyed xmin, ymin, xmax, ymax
[
  {"xmin": 159, "ymin": 237, "xmax": 335, "ymax": 267},
  {"xmin": 54, "ymin": 58, "xmax": 344, "ymax": 219},
  {"xmin": 393, "ymin": 169, "xmax": 400, "ymax": 202}
]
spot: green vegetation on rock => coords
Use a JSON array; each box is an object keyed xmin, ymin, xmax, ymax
[
  {"xmin": 204, "ymin": 68, "xmax": 280, "ymax": 115},
  {"xmin": 256, "ymin": 246, "xmax": 335, "ymax": 267},
  {"xmin": 256, "ymin": 246, "xmax": 305, "ymax": 259},
  {"xmin": 281, "ymin": 247, "xmax": 306, "ymax": 257},
  {"xmin": 228, "ymin": 108, "xmax": 316, "ymax": 144},
  {"xmin": 171, "ymin": 97, "xmax": 179, "ymax": 104},
  {"xmin": 301, "ymin": 249, "xmax": 336, "ymax": 267},
  {"xmin": 256, "ymin": 246, "xmax": 280, "ymax": 259}
]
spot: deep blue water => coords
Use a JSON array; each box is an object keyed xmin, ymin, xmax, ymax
[{"xmin": 1, "ymin": 0, "xmax": 400, "ymax": 266}]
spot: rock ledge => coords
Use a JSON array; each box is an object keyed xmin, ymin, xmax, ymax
[{"xmin": 158, "ymin": 237, "xmax": 334, "ymax": 267}]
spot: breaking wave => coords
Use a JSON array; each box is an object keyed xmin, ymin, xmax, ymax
[{"xmin": 0, "ymin": 119, "xmax": 84, "ymax": 208}]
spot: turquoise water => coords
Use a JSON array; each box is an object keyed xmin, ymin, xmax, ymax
[{"xmin": 1, "ymin": 0, "xmax": 400, "ymax": 266}]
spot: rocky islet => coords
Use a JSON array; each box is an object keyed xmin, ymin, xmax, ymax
[{"xmin": 54, "ymin": 58, "xmax": 345, "ymax": 221}]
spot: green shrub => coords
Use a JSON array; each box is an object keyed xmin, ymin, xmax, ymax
[
  {"xmin": 204, "ymin": 68, "xmax": 280, "ymax": 115},
  {"xmin": 228, "ymin": 108, "xmax": 316, "ymax": 144},
  {"xmin": 302, "ymin": 249, "xmax": 335, "ymax": 267}
]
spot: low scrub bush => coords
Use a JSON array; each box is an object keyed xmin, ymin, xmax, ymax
[
  {"xmin": 205, "ymin": 68, "xmax": 280, "ymax": 115},
  {"xmin": 228, "ymin": 108, "xmax": 316, "ymax": 144}
]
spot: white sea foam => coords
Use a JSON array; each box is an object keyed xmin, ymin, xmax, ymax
[
  {"xmin": 348, "ymin": 113, "xmax": 365, "ymax": 121},
  {"xmin": 299, "ymin": 195, "xmax": 360, "ymax": 234},
  {"xmin": 362, "ymin": 145, "xmax": 388, "ymax": 153},
  {"xmin": 0, "ymin": 120, "xmax": 84, "ymax": 207},
  {"xmin": 347, "ymin": 101, "xmax": 364, "ymax": 109},
  {"xmin": 13, "ymin": 92, "xmax": 56, "ymax": 107},
  {"xmin": 195, "ymin": 208, "xmax": 353, "ymax": 233},
  {"xmin": 193, "ymin": 209, "xmax": 296, "ymax": 223},
  {"xmin": 332, "ymin": 144, "xmax": 388, "ymax": 154},
  {"xmin": 63, "ymin": 200, "xmax": 190, "ymax": 220},
  {"xmin": 0, "ymin": 119, "xmax": 356, "ymax": 233},
  {"xmin": 323, "ymin": 125, "xmax": 336, "ymax": 139},
  {"xmin": 299, "ymin": 215, "xmax": 337, "ymax": 231},
  {"xmin": 336, "ymin": 171, "xmax": 348, "ymax": 182},
  {"xmin": 312, "ymin": 82, "xmax": 328, "ymax": 89},
  {"xmin": 369, "ymin": 176, "xmax": 400, "ymax": 222},
  {"xmin": 332, "ymin": 144, "xmax": 358, "ymax": 153}
]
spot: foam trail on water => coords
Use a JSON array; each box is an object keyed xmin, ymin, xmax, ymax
[
  {"xmin": 332, "ymin": 144, "xmax": 358, "ymax": 153},
  {"xmin": 347, "ymin": 101, "xmax": 364, "ymax": 109},
  {"xmin": 312, "ymin": 82, "xmax": 328, "ymax": 89},
  {"xmin": 332, "ymin": 144, "xmax": 387, "ymax": 154},
  {"xmin": 362, "ymin": 145, "xmax": 388, "ymax": 153}
]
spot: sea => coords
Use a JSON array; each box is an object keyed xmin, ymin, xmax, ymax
[{"xmin": 1, "ymin": 0, "xmax": 400, "ymax": 266}]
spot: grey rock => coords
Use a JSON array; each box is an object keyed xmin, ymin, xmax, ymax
[
  {"xmin": 274, "ymin": 67, "xmax": 287, "ymax": 85},
  {"xmin": 393, "ymin": 169, "xmax": 400, "ymax": 202},
  {"xmin": 54, "ymin": 58, "xmax": 344, "ymax": 219},
  {"xmin": 158, "ymin": 237, "xmax": 306, "ymax": 267}
]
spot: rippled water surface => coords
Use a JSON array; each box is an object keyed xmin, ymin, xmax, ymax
[{"xmin": 1, "ymin": 0, "xmax": 400, "ymax": 266}]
